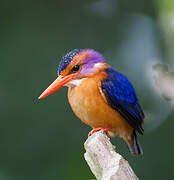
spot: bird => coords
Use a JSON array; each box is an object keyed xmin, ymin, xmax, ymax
[{"xmin": 39, "ymin": 49, "xmax": 144, "ymax": 155}]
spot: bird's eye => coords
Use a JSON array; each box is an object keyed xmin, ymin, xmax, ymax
[{"xmin": 72, "ymin": 65, "xmax": 80, "ymax": 73}]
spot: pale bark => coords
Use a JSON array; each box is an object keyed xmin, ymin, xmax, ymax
[{"xmin": 84, "ymin": 130, "xmax": 139, "ymax": 180}]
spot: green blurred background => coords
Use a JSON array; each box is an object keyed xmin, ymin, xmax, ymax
[{"xmin": 1, "ymin": 0, "xmax": 174, "ymax": 179}]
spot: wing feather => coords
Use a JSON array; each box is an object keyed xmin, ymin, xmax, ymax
[{"xmin": 101, "ymin": 68, "xmax": 144, "ymax": 134}]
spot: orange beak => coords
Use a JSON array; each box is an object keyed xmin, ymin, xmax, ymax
[{"xmin": 38, "ymin": 74, "xmax": 75, "ymax": 99}]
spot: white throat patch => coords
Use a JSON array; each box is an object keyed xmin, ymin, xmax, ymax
[{"xmin": 65, "ymin": 78, "xmax": 86, "ymax": 87}]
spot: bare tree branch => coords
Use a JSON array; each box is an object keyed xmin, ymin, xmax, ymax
[{"xmin": 84, "ymin": 130, "xmax": 139, "ymax": 180}]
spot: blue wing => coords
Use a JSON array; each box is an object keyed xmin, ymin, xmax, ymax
[{"xmin": 101, "ymin": 68, "xmax": 144, "ymax": 134}]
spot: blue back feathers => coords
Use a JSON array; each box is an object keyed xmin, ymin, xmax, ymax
[
  {"xmin": 58, "ymin": 49, "xmax": 83, "ymax": 75},
  {"xmin": 101, "ymin": 68, "xmax": 144, "ymax": 134}
]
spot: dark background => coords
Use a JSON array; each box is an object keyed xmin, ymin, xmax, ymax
[{"xmin": 1, "ymin": 0, "xmax": 174, "ymax": 179}]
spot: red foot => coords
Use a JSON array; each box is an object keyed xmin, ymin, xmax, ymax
[{"xmin": 88, "ymin": 127, "xmax": 111, "ymax": 138}]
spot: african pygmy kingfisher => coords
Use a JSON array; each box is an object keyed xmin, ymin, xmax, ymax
[{"xmin": 39, "ymin": 49, "xmax": 144, "ymax": 155}]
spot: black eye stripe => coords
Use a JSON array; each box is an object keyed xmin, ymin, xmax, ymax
[{"xmin": 72, "ymin": 65, "xmax": 80, "ymax": 73}]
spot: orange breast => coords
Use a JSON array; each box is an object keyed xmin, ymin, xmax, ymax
[{"xmin": 68, "ymin": 72, "xmax": 133, "ymax": 139}]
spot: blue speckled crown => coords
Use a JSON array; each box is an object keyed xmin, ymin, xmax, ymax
[{"xmin": 58, "ymin": 49, "xmax": 83, "ymax": 75}]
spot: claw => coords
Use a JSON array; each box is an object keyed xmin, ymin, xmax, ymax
[{"xmin": 88, "ymin": 127, "xmax": 111, "ymax": 138}]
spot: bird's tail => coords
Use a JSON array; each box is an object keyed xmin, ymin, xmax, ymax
[{"xmin": 127, "ymin": 131, "xmax": 143, "ymax": 155}]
